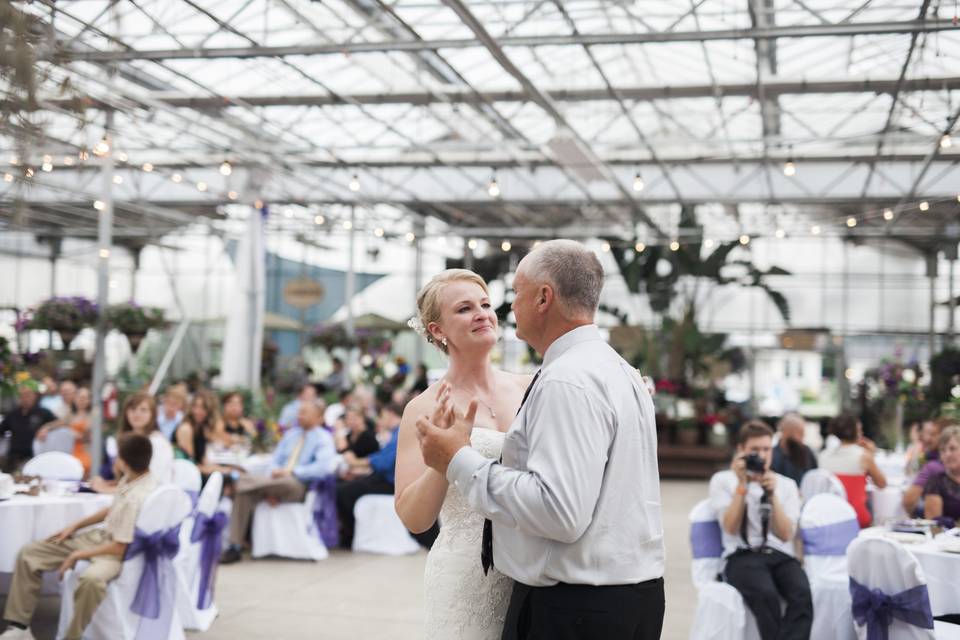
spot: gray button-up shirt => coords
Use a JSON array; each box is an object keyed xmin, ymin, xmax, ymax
[{"xmin": 447, "ymin": 324, "xmax": 665, "ymax": 587}]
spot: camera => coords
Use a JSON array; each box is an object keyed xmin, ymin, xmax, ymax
[{"xmin": 743, "ymin": 452, "xmax": 766, "ymax": 474}]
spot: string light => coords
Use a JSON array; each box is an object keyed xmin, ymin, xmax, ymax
[
  {"xmin": 501, "ymin": 241, "xmax": 512, "ymax": 252},
  {"xmin": 703, "ymin": 238, "xmax": 715, "ymax": 249},
  {"xmin": 632, "ymin": 171, "xmax": 644, "ymax": 192},
  {"xmin": 941, "ymin": 133, "xmax": 953, "ymax": 149},
  {"xmin": 63, "ymin": 156, "xmax": 75, "ymax": 166},
  {"xmin": 467, "ymin": 239, "xmax": 478, "ymax": 250},
  {"xmin": 314, "ymin": 214, "xmax": 325, "ymax": 224},
  {"xmin": 99, "ymin": 249, "xmax": 110, "ymax": 259},
  {"xmin": 883, "ymin": 208, "xmax": 894, "ymax": 221},
  {"xmin": 374, "ymin": 227, "xmax": 384, "ymax": 237},
  {"xmin": 811, "ymin": 225, "xmax": 821, "ymax": 235},
  {"xmin": 601, "ymin": 241, "xmax": 611, "ymax": 252},
  {"xmin": 41, "ymin": 157, "xmax": 53, "ymax": 172},
  {"xmin": 669, "ymin": 240, "xmax": 680, "ymax": 251},
  {"xmin": 171, "ymin": 173, "xmax": 182, "ymax": 183},
  {"xmin": 846, "ymin": 217, "xmax": 857, "ymax": 227},
  {"xmin": 405, "ymin": 232, "xmax": 416, "ymax": 243},
  {"xmin": 92, "ymin": 137, "xmax": 110, "ymax": 157},
  {"xmin": 487, "ymin": 171, "xmax": 500, "ymax": 198},
  {"xmin": 739, "ymin": 234, "xmax": 750, "ymax": 245},
  {"xmin": 197, "ymin": 181, "xmax": 207, "ymax": 192},
  {"xmin": 919, "ymin": 201, "xmax": 930, "ymax": 211},
  {"xmin": 142, "ymin": 163, "xmax": 153, "ymax": 172},
  {"xmin": 348, "ymin": 174, "xmax": 360, "ymax": 192},
  {"xmin": 3, "ymin": 173, "xmax": 12, "ymax": 183},
  {"xmin": 219, "ymin": 161, "xmax": 233, "ymax": 176},
  {"xmin": 117, "ymin": 152, "xmax": 128, "ymax": 162},
  {"xmin": 9, "ymin": 156, "xmax": 18, "ymax": 165},
  {"xmin": 228, "ymin": 191, "xmax": 238, "ymax": 200},
  {"xmin": 78, "ymin": 149, "xmax": 89, "ymax": 161},
  {"xmin": 93, "ymin": 200, "xmax": 105, "ymax": 211},
  {"xmin": 635, "ymin": 241, "xmax": 646, "ymax": 252},
  {"xmin": 775, "ymin": 228, "xmax": 786, "ymax": 239},
  {"xmin": 24, "ymin": 167, "xmax": 34, "ymax": 178},
  {"xmin": 342, "ymin": 220, "xmax": 353, "ymax": 230},
  {"xmin": 113, "ymin": 175, "xmax": 123, "ymax": 185},
  {"xmin": 783, "ymin": 150, "xmax": 796, "ymax": 177}
]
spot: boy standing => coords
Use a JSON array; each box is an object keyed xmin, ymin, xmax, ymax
[{"xmin": 1, "ymin": 433, "xmax": 157, "ymax": 640}]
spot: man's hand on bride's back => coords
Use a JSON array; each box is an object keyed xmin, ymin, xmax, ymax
[{"xmin": 416, "ymin": 399, "xmax": 478, "ymax": 475}]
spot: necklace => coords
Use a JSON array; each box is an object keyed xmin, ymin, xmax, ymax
[{"xmin": 443, "ymin": 381, "xmax": 497, "ymax": 420}]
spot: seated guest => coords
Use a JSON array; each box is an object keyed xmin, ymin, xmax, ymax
[
  {"xmin": 903, "ymin": 417, "xmax": 952, "ymax": 516},
  {"xmin": 411, "ymin": 363, "xmax": 429, "ymax": 395},
  {"xmin": 818, "ymin": 413, "xmax": 886, "ymax": 527},
  {"xmin": 709, "ymin": 420, "xmax": 811, "ymax": 640},
  {"xmin": 220, "ymin": 400, "xmax": 336, "ymax": 564},
  {"xmin": 336, "ymin": 403, "xmax": 403, "ymax": 548},
  {"xmin": 923, "ymin": 425, "xmax": 960, "ymax": 528},
  {"xmin": 324, "ymin": 388, "xmax": 353, "ymax": 429},
  {"xmin": 322, "ymin": 357, "xmax": 347, "ymax": 393},
  {"xmin": 38, "ymin": 386, "xmax": 93, "ymax": 478},
  {"xmin": 157, "ymin": 385, "xmax": 187, "ymax": 440},
  {"xmin": 278, "ymin": 383, "xmax": 317, "ymax": 431},
  {"xmin": 771, "ymin": 412, "xmax": 818, "ymax": 487},
  {"xmin": 173, "ymin": 389, "xmax": 227, "ymax": 464},
  {"xmin": 93, "ymin": 392, "xmax": 174, "ymax": 490},
  {"xmin": 221, "ymin": 391, "xmax": 257, "ymax": 442},
  {"xmin": 0, "ymin": 433, "xmax": 156, "ymax": 640},
  {"xmin": 0, "ymin": 379, "xmax": 58, "ymax": 473},
  {"xmin": 38, "ymin": 376, "xmax": 65, "ymax": 418},
  {"xmin": 54, "ymin": 380, "xmax": 77, "ymax": 421},
  {"xmin": 334, "ymin": 403, "xmax": 379, "ymax": 459}
]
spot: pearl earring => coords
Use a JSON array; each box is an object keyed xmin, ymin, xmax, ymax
[{"xmin": 441, "ymin": 337, "xmax": 448, "ymax": 347}]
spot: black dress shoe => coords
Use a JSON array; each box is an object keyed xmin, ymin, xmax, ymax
[{"xmin": 219, "ymin": 547, "xmax": 242, "ymax": 564}]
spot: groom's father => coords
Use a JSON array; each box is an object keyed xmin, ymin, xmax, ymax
[{"xmin": 417, "ymin": 239, "xmax": 665, "ymax": 640}]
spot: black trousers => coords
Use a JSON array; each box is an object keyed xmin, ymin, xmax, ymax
[
  {"xmin": 723, "ymin": 549, "xmax": 812, "ymax": 640},
  {"xmin": 502, "ymin": 578, "xmax": 665, "ymax": 640},
  {"xmin": 335, "ymin": 475, "xmax": 394, "ymax": 548}
]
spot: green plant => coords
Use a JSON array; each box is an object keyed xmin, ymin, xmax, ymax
[{"xmin": 105, "ymin": 302, "xmax": 165, "ymax": 334}]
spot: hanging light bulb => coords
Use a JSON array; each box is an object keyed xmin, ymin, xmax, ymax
[
  {"xmin": 775, "ymin": 228, "xmax": 786, "ymax": 239},
  {"xmin": 197, "ymin": 181, "xmax": 207, "ymax": 192},
  {"xmin": 374, "ymin": 227, "xmax": 384, "ymax": 237},
  {"xmin": 703, "ymin": 238, "xmax": 715, "ymax": 249},
  {"xmin": 467, "ymin": 239, "xmax": 478, "ymax": 250},
  {"xmin": 883, "ymin": 208, "xmax": 894, "ymax": 221},
  {"xmin": 635, "ymin": 241, "xmax": 646, "ymax": 253},
  {"xmin": 783, "ymin": 158, "xmax": 796, "ymax": 177},
  {"xmin": 314, "ymin": 214, "xmax": 325, "ymax": 225},
  {"xmin": 919, "ymin": 201, "xmax": 930, "ymax": 212},
  {"xmin": 601, "ymin": 241, "xmax": 611, "ymax": 252},
  {"xmin": 941, "ymin": 133, "xmax": 953, "ymax": 149},
  {"xmin": 349, "ymin": 174, "xmax": 360, "ymax": 192},
  {"xmin": 171, "ymin": 173, "xmax": 182, "ymax": 183},
  {"xmin": 93, "ymin": 200, "xmax": 105, "ymax": 211},
  {"xmin": 63, "ymin": 156, "xmax": 75, "ymax": 166},
  {"xmin": 669, "ymin": 240, "xmax": 680, "ymax": 251},
  {"xmin": 846, "ymin": 217, "xmax": 857, "ymax": 227},
  {"xmin": 92, "ymin": 136, "xmax": 110, "ymax": 157},
  {"xmin": 78, "ymin": 149, "xmax": 89, "ymax": 162},
  {"xmin": 405, "ymin": 232, "xmax": 416, "ymax": 243},
  {"xmin": 228, "ymin": 191, "xmax": 238, "ymax": 200},
  {"xmin": 142, "ymin": 162, "xmax": 153, "ymax": 172},
  {"xmin": 811, "ymin": 225, "xmax": 821, "ymax": 235},
  {"xmin": 487, "ymin": 170, "xmax": 500, "ymax": 198},
  {"xmin": 342, "ymin": 220, "xmax": 353, "ymax": 230},
  {"xmin": 9, "ymin": 156, "xmax": 18, "ymax": 165},
  {"xmin": 41, "ymin": 158, "xmax": 53, "ymax": 172},
  {"xmin": 3, "ymin": 173, "xmax": 12, "ymax": 183},
  {"xmin": 24, "ymin": 167, "xmax": 34, "ymax": 178},
  {"xmin": 219, "ymin": 160, "xmax": 233, "ymax": 176},
  {"xmin": 501, "ymin": 240, "xmax": 512, "ymax": 252},
  {"xmin": 739, "ymin": 234, "xmax": 750, "ymax": 245},
  {"xmin": 117, "ymin": 152, "xmax": 128, "ymax": 162},
  {"xmin": 112, "ymin": 175, "xmax": 123, "ymax": 185},
  {"xmin": 632, "ymin": 171, "xmax": 644, "ymax": 192}
]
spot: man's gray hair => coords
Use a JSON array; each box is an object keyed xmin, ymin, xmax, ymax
[{"xmin": 522, "ymin": 239, "xmax": 604, "ymax": 317}]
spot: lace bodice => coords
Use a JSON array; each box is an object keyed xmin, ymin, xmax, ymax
[{"xmin": 424, "ymin": 428, "xmax": 513, "ymax": 639}]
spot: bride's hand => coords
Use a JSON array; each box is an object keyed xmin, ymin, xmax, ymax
[{"xmin": 432, "ymin": 382, "xmax": 454, "ymax": 430}]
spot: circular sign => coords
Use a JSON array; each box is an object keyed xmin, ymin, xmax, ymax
[{"xmin": 283, "ymin": 277, "xmax": 325, "ymax": 309}]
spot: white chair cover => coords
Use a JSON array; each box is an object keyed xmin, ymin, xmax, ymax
[
  {"xmin": 57, "ymin": 484, "xmax": 192, "ymax": 640},
  {"xmin": 251, "ymin": 484, "xmax": 328, "ymax": 561},
  {"xmin": 23, "ymin": 451, "xmax": 84, "ymax": 480},
  {"xmin": 800, "ymin": 469, "xmax": 846, "ymax": 502},
  {"xmin": 800, "ymin": 494, "xmax": 858, "ymax": 640},
  {"xmin": 846, "ymin": 536, "xmax": 936, "ymax": 640},
  {"xmin": 33, "ymin": 427, "xmax": 76, "ymax": 456},
  {"xmin": 175, "ymin": 472, "xmax": 223, "ymax": 631},
  {"xmin": 351, "ymin": 495, "xmax": 420, "ymax": 555},
  {"xmin": 171, "ymin": 460, "xmax": 201, "ymax": 496},
  {"xmin": 686, "ymin": 499, "xmax": 761, "ymax": 640}
]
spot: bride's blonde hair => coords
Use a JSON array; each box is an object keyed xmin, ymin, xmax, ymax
[{"xmin": 414, "ymin": 269, "xmax": 489, "ymax": 354}]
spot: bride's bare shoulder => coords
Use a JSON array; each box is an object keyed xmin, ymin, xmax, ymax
[
  {"xmin": 497, "ymin": 370, "xmax": 535, "ymax": 391},
  {"xmin": 401, "ymin": 383, "xmax": 441, "ymax": 418}
]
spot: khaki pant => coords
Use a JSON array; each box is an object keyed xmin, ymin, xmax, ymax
[
  {"xmin": 228, "ymin": 475, "xmax": 306, "ymax": 546},
  {"xmin": 4, "ymin": 529, "xmax": 123, "ymax": 640}
]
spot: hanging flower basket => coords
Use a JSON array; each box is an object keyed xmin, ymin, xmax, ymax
[
  {"xmin": 106, "ymin": 302, "xmax": 166, "ymax": 352},
  {"xmin": 17, "ymin": 297, "xmax": 99, "ymax": 349},
  {"xmin": 309, "ymin": 323, "xmax": 354, "ymax": 351}
]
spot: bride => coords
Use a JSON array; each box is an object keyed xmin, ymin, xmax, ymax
[{"xmin": 395, "ymin": 269, "xmax": 532, "ymax": 639}]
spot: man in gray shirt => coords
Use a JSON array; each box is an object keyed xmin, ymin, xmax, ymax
[{"xmin": 418, "ymin": 240, "xmax": 665, "ymax": 640}]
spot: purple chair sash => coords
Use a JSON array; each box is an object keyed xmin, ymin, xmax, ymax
[
  {"xmin": 690, "ymin": 521, "xmax": 723, "ymax": 559},
  {"xmin": 190, "ymin": 511, "xmax": 228, "ymax": 610},
  {"xmin": 185, "ymin": 490, "xmax": 200, "ymax": 511},
  {"xmin": 125, "ymin": 525, "xmax": 181, "ymax": 639},
  {"xmin": 849, "ymin": 577, "xmax": 934, "ymax": 640},
  {"xmin": 801, "ymin": 519, "xmax": 859, "ymax": 556},
  {"xmin": 311, "ymin": 476, "xmax": 339, "ymax": 549}
]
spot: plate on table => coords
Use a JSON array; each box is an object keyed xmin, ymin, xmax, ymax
[
  {"xmin": 884, "ymin": 530, "xmax": 928, "ymax": 544},
  {"xmin": 938, "ymin": 538, "xmax": 960, "ymax": 554}
]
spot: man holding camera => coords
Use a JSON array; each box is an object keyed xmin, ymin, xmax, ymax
[{"xmin": 709, "ymin": 420, "xmax": 812, "ymax": 640}]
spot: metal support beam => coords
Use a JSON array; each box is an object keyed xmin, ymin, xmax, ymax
[
  {"xmin": 47, "ymin": 19, "xmax": 960, "ymax": 61},
  {"xmin": 12, "ymin": 77, "xmax": 959, "ymax": 111}
]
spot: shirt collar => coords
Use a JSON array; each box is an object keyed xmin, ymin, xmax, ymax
[{"xmin": 542, "ymin": 324, "xmax": 602, "ymax": 368}]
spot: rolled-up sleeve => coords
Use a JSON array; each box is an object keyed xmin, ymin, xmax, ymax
[{"xmin": 447, "ymin": 380, "xmax": 613, "ymax": 544}]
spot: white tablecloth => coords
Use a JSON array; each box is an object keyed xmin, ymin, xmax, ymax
[
  {"xmin": 909, "ymin": 540, "xmax": 960, "ymax": 616},
  {"xmin": 0, "ymin": 491, "xmax": 113, "ymax": 572}
]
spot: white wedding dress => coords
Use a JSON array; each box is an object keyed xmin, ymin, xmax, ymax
[{"xmin": 424, "ymin": 427, "xmax": 513, "ymax": 639}]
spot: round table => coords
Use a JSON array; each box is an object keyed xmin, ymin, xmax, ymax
[
  {"xmin": 909, "ymin": 539, "xmax": 960, "ymax": 616},
  {"xmin": 0, "ymin": 490, "xmax": 113, "ymax": 573}
]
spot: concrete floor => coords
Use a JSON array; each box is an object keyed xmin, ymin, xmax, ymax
[{"xmin": 2, "ymin": 479, "xmax": 703, "ymax": 640}]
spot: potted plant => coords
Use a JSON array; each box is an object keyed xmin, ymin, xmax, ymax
[
  {"xmin": 106, "ymin": 302, "xmax": 166, "ymax": 352},
  {"xmin": 309, "ymin": 323, "xmax": 354, "ymax": 352},
  {"xmin": 17, "ymin": 296, "xmax": 99, "ymax": 348}
]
